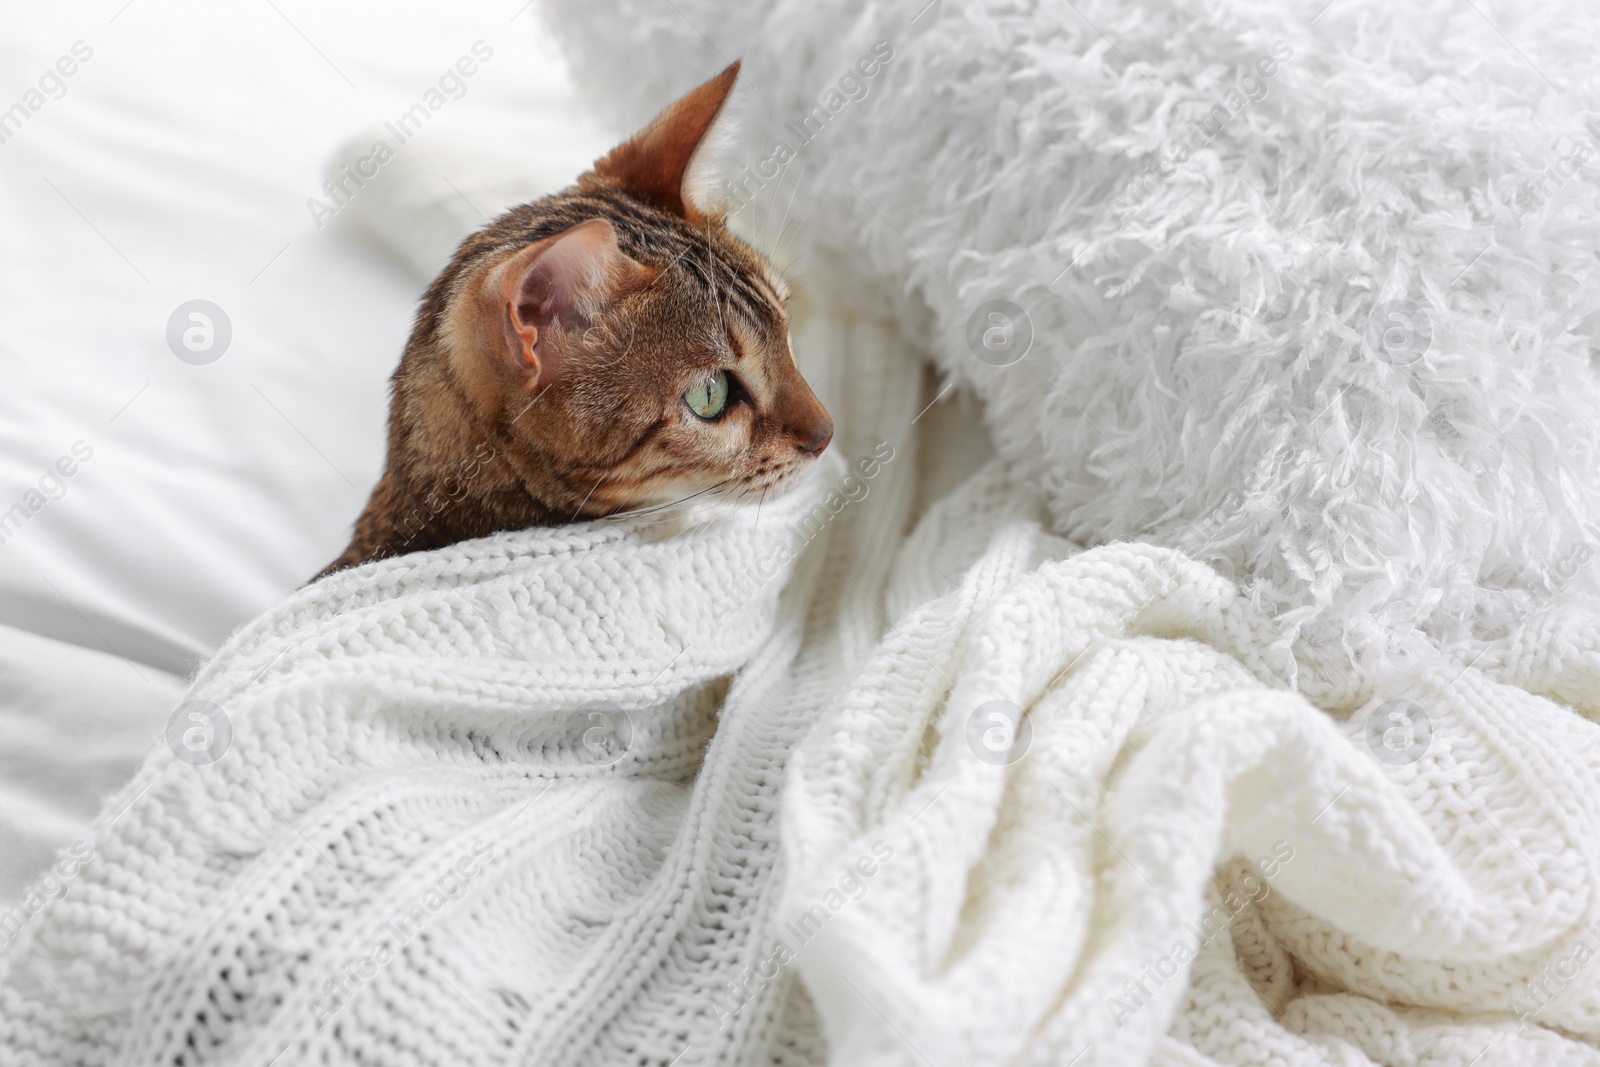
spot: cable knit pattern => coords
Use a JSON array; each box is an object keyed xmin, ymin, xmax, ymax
[
  {"xmin": 778, "ymin": 464, "xmax": 1600, "ymax": 1066},
  {"xmin": 0, "ymin": 463, "xmax": 900, "ymax": 1066}
]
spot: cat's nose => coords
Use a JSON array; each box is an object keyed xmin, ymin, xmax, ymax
[{"xmin": 795, "ymin": 419, "xmax": 832, "ymax": 456}]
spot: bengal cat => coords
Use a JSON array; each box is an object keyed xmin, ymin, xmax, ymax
[{"xmin": 318, "ymin": 62, "xmax": 832, "ymax": 579}]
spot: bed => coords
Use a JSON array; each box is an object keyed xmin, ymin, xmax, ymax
[
  {"xmin": 6, "ymin": 1, "xmax": 1600, "ymax": 1064},
  {"xmin": 0, "ymin": 1, "xmax": 612, "ymax": 899}
]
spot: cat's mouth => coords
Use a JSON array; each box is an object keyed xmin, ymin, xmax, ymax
[{"xmin": 739, "ymin": 454, "xmax": 819, "ymax": 498}]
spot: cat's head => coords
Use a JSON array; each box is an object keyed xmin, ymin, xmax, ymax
[{"xmin": 423, "ymin": 62, "xmax": 832, "ymax": 521}]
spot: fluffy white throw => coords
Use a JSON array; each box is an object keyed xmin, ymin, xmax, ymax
[{"xmin": 545, "ymin": 0, "xmax": 1600, "ymax": 686}]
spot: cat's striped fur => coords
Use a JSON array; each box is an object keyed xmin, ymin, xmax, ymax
[{"xmin": 318, "ymin": 63, "xmax": 832, "ymax": 579}]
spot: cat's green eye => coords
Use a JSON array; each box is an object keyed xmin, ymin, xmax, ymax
[{"xmin": 684, "ymin": 371, "xmax": 730, "ymax": 420}]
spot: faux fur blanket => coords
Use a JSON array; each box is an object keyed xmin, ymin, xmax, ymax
[
  {"xmin": 8, "ymin": 0, "xmax": 1600, "ymax": 1064},
  {"xmin": 546, "ymin": 0, "xmax": 1600, "ymax": 692}
]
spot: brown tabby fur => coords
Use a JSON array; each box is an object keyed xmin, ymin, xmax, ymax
[{"xmin": 317, "ymin": 63, "xmax": 832, "ymax": 580}]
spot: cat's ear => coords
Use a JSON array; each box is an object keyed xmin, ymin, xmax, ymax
[
  {"xmin": 490, "ymin": 218, "xmax": 643, "ymax": 386},
  {"xmin": 585, "ymin": 61, "xmax": 741, "ymax": 220}
]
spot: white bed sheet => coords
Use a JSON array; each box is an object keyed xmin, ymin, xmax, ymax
[
  {"xmin": 0, "ymin": 624, "xmax": 184, "ymax": 900},
  {"xmin": 0, "ymin": 1, "xmax": 612, "ymax": 677},
  {"xmin": 0, "ymin": 2, "xmax": 612, "ymax": 897}
]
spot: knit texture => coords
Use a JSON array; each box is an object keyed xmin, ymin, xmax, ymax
[
  {"xmin": 780, "ymin": 464, "xmax": 1600, "ymax": 1066},
  {"xmin": 0, "ymin": 418, "xmax": 924, "ymax": 1067}
]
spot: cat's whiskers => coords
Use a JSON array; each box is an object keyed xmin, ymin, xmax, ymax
[
  {"xmin": 511, "ymin": 382, "xmax": 556, "ymax": 423},
  {"xmin": 768, "ymin": 164, "xmax": 808, "ymax": 264},
  {"xmin": 609, "ymin": 478, "xmax": 766, "ymax": 543},
  {"xmin": 608, "ymin": 468, "xmax": 796, "ymax": 534},
  {"xmin": 599, "ymin": 477, "xmax": 736, "ymax": 522},
  {"xmin": 754, "ymin": 485, "xmax": 770, "ymax": 530},
  {"xmin": 705, "ymin": 220, "xmax": 731, "ymax": 353},
  {"xmin": 773, "ymin": 183, "xmax": 821, "ymax": 269},
  {"xmin": 569, "ymin": 474, "xmax": 608, "ymax": 522},
  {"xmin": 777, "ymin": 246, "xmax": 817, "ymax": 279}
]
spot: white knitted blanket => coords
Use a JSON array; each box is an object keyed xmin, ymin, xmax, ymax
[
  {"xmin": 0, "ymin": 297, "xmax": 937, "ymax": 1066},
  {"xmin": 781, "ymin": 464, "xmax": 1600, "ymax": 1066},
  {"xmin": 0, "ymin": 445, "xmax": 864, "ymax": 1065}
]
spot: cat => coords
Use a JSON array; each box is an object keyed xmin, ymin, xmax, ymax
[{"xmin": 316, "ymin": 62, "xmax": 832, "ymax": 580}]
